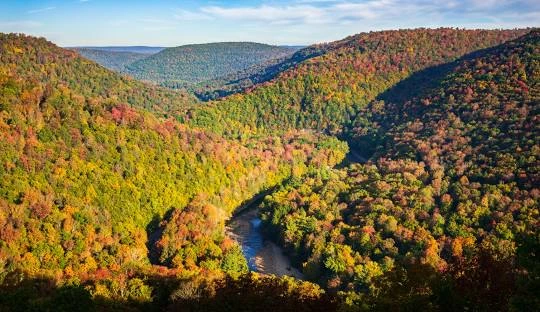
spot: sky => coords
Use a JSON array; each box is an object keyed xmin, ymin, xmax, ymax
[{"xmin": 0, "ymin": 0, "xmax": 538, "ymax": 47}]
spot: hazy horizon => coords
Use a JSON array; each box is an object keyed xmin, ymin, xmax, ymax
[{"xmin": 1, "ymin": 0, "xmax": 538, "ymax": 46}]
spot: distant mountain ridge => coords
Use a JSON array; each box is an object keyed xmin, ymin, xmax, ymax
[
  {"xmin": 72, "ymin": 42, "xmax": 301, "ymax": 94},
  {"xmin": 125, "ymin": 42, "xmax": 300, "ymax": 86},
  {"xmin": 70, "ymin": 46, "xmax": 165, "ymax": 54}
]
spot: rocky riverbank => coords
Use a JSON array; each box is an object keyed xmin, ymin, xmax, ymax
[{"xmin": 226, "ymin": 207, "xmax": 303, "ymax": 279}]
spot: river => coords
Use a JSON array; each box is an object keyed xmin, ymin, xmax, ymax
[
  {"xmin": 226, "ymin": 147, "xmax": 367, "ymax": 279},
  {"xmin": 226, "ymin": 202, "xmax": 303, "ymax": 279}
]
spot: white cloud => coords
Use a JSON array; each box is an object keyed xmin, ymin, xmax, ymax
[
  {"xmin": 201, "ymin": 5, "xmax": 325, "ymax": 24},
  {"xmin": 185, "ymin": 1, "xmax": 444, "ymax": 25},
  {"xmin": 176, "ymin": 0, "xmax": 539, "ymax": 27},
  {"xmin": 27, "ymin": 7, "xmax": 56, "ymax": 14},
  {"xmin": 10, "ymin": 0, "xmax": 538, "ymax": 46}
]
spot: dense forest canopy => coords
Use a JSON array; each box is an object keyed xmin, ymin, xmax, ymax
[
  {"xmin": 259, "ymin": 29, "xmax": 539, "ymax": 310},
  {"xmin": 1, "ymin": 35, "xmax": 197, "ymax": 117},
  {"xmin": 0, "ymin": 28, "xmax": 538, "ymax": 311}
]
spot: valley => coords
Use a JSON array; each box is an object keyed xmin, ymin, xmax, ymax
[
  {"xmin": 0, "ymin": 24, "xmax": 538, "ymax": 311},
  {"xmin": 229, "ymin": 144, "xmax": 370, "ymax": 278}
]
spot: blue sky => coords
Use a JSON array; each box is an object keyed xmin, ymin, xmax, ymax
[{"xmin": 1, "ymin": 0, "xmax": 538, "ymax": 46}]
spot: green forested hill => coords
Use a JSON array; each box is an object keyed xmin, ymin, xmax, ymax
[
  {"xmin": 125, "ymin": 42, "xmax": 298, "ymax": 86},
  {"xmin": 192, "ymin": 43, "xmax": 331, "ymax": 100}
]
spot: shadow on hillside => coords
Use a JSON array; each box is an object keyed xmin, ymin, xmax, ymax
[
  {"xmin": 0, "ymin": 270, "xmax": 182, "ymax": 312},
  {"xmin": 343, "ymin": 43, "xmax": 510, "ymax": 159},
  {"xmin": 1, "ymin": 233, "xmax": 537, "ymax": 312},
  {"xmin": 146, "ymin": 207, "xmax": 179, "ymax": 265},
  {"xmin": 0, "ymin": 271, "xmax": 337, "ymax": 312},
  {"xmin": 229, "ymin": 186, "xmax": 278, "ymax": 218},
  {"xmin": 376, "ymin": 45, "xmax": 501, "ymax": 104},
  {"xmin": 195, "ymin": 45, "xmax": 330, "ymax": 101}
]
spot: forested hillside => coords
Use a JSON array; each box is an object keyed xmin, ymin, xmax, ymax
[
  {"xmin": 0, "ymin": 33, "xmax": 346, "ymax": 293},
  {"xmin": 126, "ymin": 42, "xmax": 298, "ymax": 87},
  {"xmin": 72, "ymin": 48, "xmax": 151, "ymax": 72},
  {"xmin": 1, "ymin": 35, "xmax": 195, "ymax": 116},
  {"xmin": 259, "ymin": 30, "xmax": 539, "ymax": 310},
  {"xmin": 187, "ymin": 28, "xmax": 529, "ymax": 136}
]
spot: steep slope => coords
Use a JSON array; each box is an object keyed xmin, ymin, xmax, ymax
[
  {"xmin": 0, "ymin": 33, "xmax": 346, "ymax": 279},
  {"xmin": 349, "ymin": 30, "xmax": 539, "ymax": 187},
  {"xmin": 259, "ymin": 30, "xmax": 539, "ymax": 310},
  {"xmin": 72, "ymin": 48, "xmax": 152, "ymax": 72},
  {"xmin": 126, "ymin": 42, "xmax": 298, "ymax": 86},
  {"xmin": 187, "ymin": 28, "xmax": 529, "ymax": 136},
  {"xmin": 1, "ymin": 35, "xmax": 194, "ymax": 116}
]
